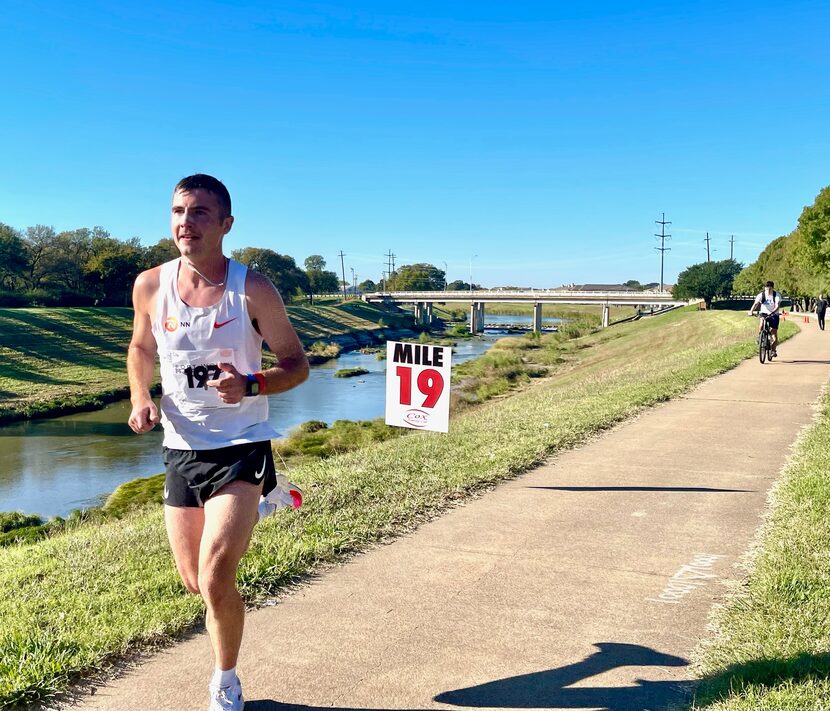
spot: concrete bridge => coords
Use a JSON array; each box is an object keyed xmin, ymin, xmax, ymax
[{"xmin": 363, "ymin": 290, "xmax": 687, "ymax": 332}]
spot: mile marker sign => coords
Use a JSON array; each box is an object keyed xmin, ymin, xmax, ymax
[{"xmin": 385, "ymin": 341, "xmax": 452, "ymax": 433}]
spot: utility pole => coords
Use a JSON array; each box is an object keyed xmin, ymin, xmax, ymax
[
  {"xmin": 350, "ymin": 267, "xmax": 356, "ymax": 294},
  {"xmin": 654, "ymin": 213, "xmax": 671, "ymax": 293},
  {"xmin": 704, "ymin": 232, "xmax": 711, "ymax": 262},
  {"xmin": 729, "ymin": 234, "xmax": 735, "ymax": 261},
  {"xmin": 339, "ymin": 250, "xmax": 347, "ymax": 301},
  {"xmin": 385, "ymin": 250, "xmax": 396, "ymax": 289}
]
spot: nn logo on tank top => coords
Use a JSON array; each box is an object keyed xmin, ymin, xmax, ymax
[{"xmin": 164, "ymin": 316, "xmax": 191, "ymax": 332}]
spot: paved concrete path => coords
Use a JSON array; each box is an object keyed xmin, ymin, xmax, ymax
[{"xmin": 72, "ymin": 315, "xmax": 830, "ymax": 711}]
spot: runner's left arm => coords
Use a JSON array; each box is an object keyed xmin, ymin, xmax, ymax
[
  {"xmin": 207, "ymin": 271, "xmax": 310, "ymax": 403},
  {"xmin": 248, "ymin": 272, "xmax": 310, "ymax": 394}
]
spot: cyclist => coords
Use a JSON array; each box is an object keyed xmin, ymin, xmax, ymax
[{"xmin": 748, "ymin": 280, "xmax": 781, "ymax": 358}]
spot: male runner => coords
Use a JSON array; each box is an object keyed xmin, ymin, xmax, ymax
[
  {"xmin": 127, "ymin": 174, "xmax": 309, "ymax": 711},
  {"xmin": 748, "ymin": 280, "xmax": 782, "ymax": 358}
]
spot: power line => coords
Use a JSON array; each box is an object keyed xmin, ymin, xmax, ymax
[{"xmin": 654, "ymin": 212, "xmax": 671, "ymax": 293}]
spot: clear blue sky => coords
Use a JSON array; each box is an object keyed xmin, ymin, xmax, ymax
[{"xmin": 2, "ymin": 0, "xmax": 828, "ymax": 288}]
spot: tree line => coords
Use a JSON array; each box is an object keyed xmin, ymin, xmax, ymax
[
  {"xmin": 673, "ymin": 184, "xmax": 830, "ymax": 308},
  {"xmin": 0, "ymin": 223, "xmax": 346, "ymax": 307},
  {"xmin": 0, "ymin": 222, "xmax": 483, "ymax": 307}
]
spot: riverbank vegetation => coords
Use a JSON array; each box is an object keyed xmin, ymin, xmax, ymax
[
  {"xmin": 690, "ymin": 387, "xmax": 830, "ymax": 710},
  {"xmin": 0, "ymin": 301, "xmax": 412, "ymax": 424},
  {"xmin": 334, "ymin": 367, "xmax": 369, "ymax": 378},
  {"xmin": 0, "ymin": 309, "xmax": 799, "ymax": 708}
]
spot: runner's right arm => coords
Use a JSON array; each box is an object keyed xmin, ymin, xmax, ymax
[{"xmin": 128, "ymin": 269, "xmax": 161, "ymax": 434}]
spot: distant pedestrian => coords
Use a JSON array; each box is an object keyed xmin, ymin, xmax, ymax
[{"xmin": 817, "ymin": 295, "xmax": 827, "ymax": 331}]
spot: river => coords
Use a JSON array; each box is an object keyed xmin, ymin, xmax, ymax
[{"xmin": 0, "ymin": 332, "xmax": 513, "ymax": 518}]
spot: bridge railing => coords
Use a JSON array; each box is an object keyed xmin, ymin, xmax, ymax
[{"xmin": 364, "ymin": 290, "xmax": 681, "ymax": 299}]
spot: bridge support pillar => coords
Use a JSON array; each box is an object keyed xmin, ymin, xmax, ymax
[
  {"xmin": 469, "ymin": 301, "xmax": 485, "ymax": 334},
  {"xmin": 533, "ymin": 302, "xmax": 543, "ymax": 333},
  {"xmin": 602, "ymin": 304, "xmax": 610, "ymax": 328},
  {"xmin": 425, "ymin": 303, "xmax": 433, "ymax": 326}
]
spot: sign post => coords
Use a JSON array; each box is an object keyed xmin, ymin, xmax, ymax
[{"xmin": 385, "ymin": 341, "xmax": 452, "ymax": 433}]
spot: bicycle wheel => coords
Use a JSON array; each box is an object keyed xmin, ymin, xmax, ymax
[{"xmin": 759, "ymin": 330, "xmax": 767, "ymax": 363}]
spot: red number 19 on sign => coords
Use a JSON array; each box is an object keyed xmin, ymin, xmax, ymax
[{"xmin": 396, "ymin": 366, "xmax": 444, "ymax": 408}]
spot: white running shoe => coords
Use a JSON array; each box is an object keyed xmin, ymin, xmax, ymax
[
  {"xmin": 258, "ymin": 474, "xmax": 304, "ymax": 520},
  {"xmin": 208, "ymin": 680, "xmax": 244, "ymax": 711}
]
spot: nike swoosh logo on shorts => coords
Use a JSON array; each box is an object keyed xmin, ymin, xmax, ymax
[
  {"xmin": 254, "ymin": 458, "xmax": 266, "ymax": 481},
  {"xmin": 163, "ymin": 485, "xmax": 169, "ymax": 500},
  {"xmin": 214, "ymin": 317, "xmax": 238, "ymax": 329}
]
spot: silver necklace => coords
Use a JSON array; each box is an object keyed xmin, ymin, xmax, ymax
[{"xmin": 184, "ymin": 257, "xmax": 227, "ymax": 287}]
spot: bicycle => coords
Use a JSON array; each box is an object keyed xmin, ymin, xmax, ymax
[{"xmin": 756, "ymin": 313, "xmax": 774, "ymax": 363}]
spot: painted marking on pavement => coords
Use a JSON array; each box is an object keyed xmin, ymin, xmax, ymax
[{"xmin": 647, "ymin": 553, "xmax": 725, "ymax": 605}]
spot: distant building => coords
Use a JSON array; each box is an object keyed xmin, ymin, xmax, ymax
[{"xmin": 553, "ymin": 283, "xmax": 639, "ymax": 292}]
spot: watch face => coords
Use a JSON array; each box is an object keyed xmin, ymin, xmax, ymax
[{"xmin": 251, "ymin": 381, "xmax": 260, "ymax": 396}]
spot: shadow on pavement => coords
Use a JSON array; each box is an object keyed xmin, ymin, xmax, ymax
[
  {"xmin": 529, "ymin": 485, "xmax": 751, "ymax": 493},
  {"xmin": 246, "ymin": 643, "xmax": 693, "ymax": 711}
]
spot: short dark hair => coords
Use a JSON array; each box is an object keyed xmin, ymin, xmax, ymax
[
  {"xmin": 174, "ymin": 174, "xmax": 232, "ymax": 218},
  {"xmin": 765, "ymin": 280, "xmax": 775, "ymax": 288}
]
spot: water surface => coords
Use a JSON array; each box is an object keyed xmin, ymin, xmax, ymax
[{"xmin": 0, "ymin": 335, "xmax": 499, "ymax": 517}]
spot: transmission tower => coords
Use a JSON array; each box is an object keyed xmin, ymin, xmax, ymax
[
  {"xmin": 704, "ymin": 232, "xmax": 711, "ymax": 262},
  {"xmin": 654, "ymin": 213, "xmax": 671, "ymax": 293},
  {"xmin": 385, "ymin": 250, "xmax": 396, "ymax": 289},
  {"xmin": 729, "ymin": 234, "xmax": 735, "ymax": 260}
]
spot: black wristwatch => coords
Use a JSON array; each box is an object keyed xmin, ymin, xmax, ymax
[{"xmin": 244, "ymin": 373, "xmax": 260, "ymax": 397}]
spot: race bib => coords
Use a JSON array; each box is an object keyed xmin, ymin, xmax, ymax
[{"xmin": 165, "ymin": 348, "xmax": 240, "ymax": 410}]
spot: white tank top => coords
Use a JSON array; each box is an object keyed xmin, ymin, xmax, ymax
[{"xmin": 151, "ymin": 258, "xmax": 280, "ymax": 450}]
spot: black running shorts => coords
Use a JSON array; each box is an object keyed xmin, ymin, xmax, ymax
[{"xmin": 162, "ymin": 441, "xmax": 277, "ymax": 508}]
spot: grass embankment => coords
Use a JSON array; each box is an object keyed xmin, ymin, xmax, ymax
[
  {"xmin": 0, "ymin": 309, "xmax": 797, "ymax": 707},
  {"xmin": 0, "ymin": 307, "xmax": 135, "ymax": 424},
  {"xmin": 0, "ymin": 302, "xmax": 411, "ymax": 424},
  {"xmin": 690, "ymin": 387, "xmax": 830, "ymax": 711},
  {"xmin": 286, "ymin": 300, "xmax": 413, "ymax": 341}
]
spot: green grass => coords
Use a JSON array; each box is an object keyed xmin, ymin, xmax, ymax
[
  {"xmin": 305, "ymin": 341, "xmax": 342, "ymax": 364},
  {"xmin": 0, "ymin": 302, "xmax": 411, "ymax": 424},
  {"xmin": 333, "ymin": 367, "xmax": 370, "ymax": 378},
  {"xmin": 286, "ymin": 300, "xmax": 413, "ymax": 340},
  {"xmin": 0, "ymin": 307, "xmax": 136, "ymax": 424},
  {"xmin": 274, "ymin": 418, "xmax": 408, "ymax": 464},
  {"xmin": 0, "ymin": 309, "xmax": 798, "ymax": 707},
  {"xmin": 690, "ymin": 387, "xmax": 830, "ymax": 710}
]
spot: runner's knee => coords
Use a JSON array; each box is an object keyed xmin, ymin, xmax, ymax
[{"xmin": 197, "ymin": 565, "xmax": 236, "ymax": 608}]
